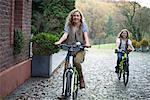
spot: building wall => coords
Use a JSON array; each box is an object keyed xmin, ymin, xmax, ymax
[
  {"xmin": 0, "ymin": 0, "xmax": 14, "ymax": 72},
  {"xmin": 0, "ymin": 0, "xmax": 32, "ymax": 97},
  {"xmin": 0, "ymin": 0, "xmax": 32, "ymax": 72}
]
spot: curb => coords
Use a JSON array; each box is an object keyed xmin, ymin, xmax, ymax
[{"xmin": 51, "ymin": 60, "xmax": 65, "ymax": 76}]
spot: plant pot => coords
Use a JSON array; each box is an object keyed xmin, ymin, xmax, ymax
[
  {"xmin": 31, "ymin": 55, "xmax": 52, "ymax": 77},
  {"xmin": 141, "ymin": 46, "xmax": 148, "ymax": 52}
]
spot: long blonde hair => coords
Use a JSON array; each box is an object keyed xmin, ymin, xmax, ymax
[
  {"xmin": 117, "ymin": 29, "xmax": 131, "ymax": 39},
  {"xmin": 65, "ymin": 9, "xmax": 85, "ymax": 27}
]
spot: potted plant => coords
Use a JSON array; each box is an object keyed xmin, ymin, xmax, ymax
[
  {"xmin": 13, "ymin": 29, "xmax": 24, "ymax": 55},
  {"xmin": 31, "ymin": 32, "xmax": 59, "ymax": 77},
  {"xmin": 135, "ymin": 42, "xmax": 141, "ymax": 52},
  {"xmin": 131, "ymin": 39, "xmax": 137, "ymax": 49},
  {"xmin": 140, "ymin": 38, "xmax": 149, "ymax": 52}
]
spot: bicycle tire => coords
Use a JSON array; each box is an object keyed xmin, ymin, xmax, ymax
[
  {"xmin": 65, "ymin": 71, "xmax": 72, "ymax": 98},
  {"xmin": 123, "ymin": 64, "xmax": 129, "ymax": 86},
  {"xmin": 73, "ymin": 72, "xmax": 79, "ymax": 100},
  {"xmin": 123, "ymin": 72, "xmax": 129, "ymax": 86},
  {"xmin": 118, "ymin": 68, "xmax": 122, "ymax": 80}
]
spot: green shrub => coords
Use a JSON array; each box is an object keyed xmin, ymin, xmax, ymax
[
  {"xmin": 31, "ymin": 32, "xmax": 59, "ymax": 55},
  {"xmin": 140, "ymin": 38, "xmax": 149, "ymax": 47},
  {"xmin": 13, "ymin": 29, "xmax": 24, "ymax": 55}
]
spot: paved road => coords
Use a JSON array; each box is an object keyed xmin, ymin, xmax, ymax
[{"xmin": 5, "ymin": 48, "xmax": 150, "ymax": 100}]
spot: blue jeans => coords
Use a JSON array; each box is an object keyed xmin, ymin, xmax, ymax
[
  {"xmin": 117, "ymin": 52, "xmax": 129, "ymax": 67},
  {"xmin": 117, "ymin": 52, "xmax": 123, "ymax": 66}
]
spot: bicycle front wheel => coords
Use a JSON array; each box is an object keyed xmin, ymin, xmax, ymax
[
  {"xmin": 65, "ymin": 71, "xmax": 72, "ymax": 98},
  {"xmin": 73, "ymin": 72, "xmax": 79, "ymax": 100},
  {"xmin": 123, "ymin": 65, "xmax": 129, "ymax": 86},
  {"xmin": 117, "ymin": 68, "xmax": 122, "ymax": 80}
]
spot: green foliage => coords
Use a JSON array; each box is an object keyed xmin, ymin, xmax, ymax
[
  {"xmin": 106, "ymin": 16, "xmax": 114, "ymax": 36},
  {"xmin": 118, "ymin": 2, "xmax": 150, "ymax": 41},
  {"xmin": 104, "ymin": 35, "xmax": 116, "ymax": 43},
  {"xmin": 31, "ymin": 33, "xmax": 59, "ymax": 55},
  {"xmin": 76, "ymin": 0, "xmax": 150, "ymax": 44},
  {"xmin": 32, "ymin": 0, "xmax": 75, "ymax": 34},
  {"xmin": 32, "ymin": 0, "xmax": 43, "ymax": 13},
  {"xmin": 13, "ymin": 29, "xmax": 24, "ymax": 55},
  {"xmin": 140, "ymin": 38, "xmax": 149, "ymax": 47}
]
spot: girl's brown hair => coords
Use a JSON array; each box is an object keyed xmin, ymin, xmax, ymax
[{"xmin": 117, "ymin": 29, "xmax": 131, "ymax": 39}]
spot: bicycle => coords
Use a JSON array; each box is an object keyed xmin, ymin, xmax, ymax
[
  {"xmin": 58, "ymin": 42, "xmax": 87, "ymax": 100},
  {"xmin": 115, "ymin": 49, "xmax": 129, "ymax": 86}
]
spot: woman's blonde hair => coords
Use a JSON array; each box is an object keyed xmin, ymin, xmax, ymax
[
  {"xmin": 117, "ymin": 29, "xmax": 131, "ymax": 39},
  {"xmin": 65, "ymin": 9, "xmax": 85, "ymax": 27}
]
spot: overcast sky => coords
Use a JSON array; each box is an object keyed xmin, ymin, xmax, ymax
[{"xmin": 127, "ymin": 0, "xmax": 150, "ymax": 8}]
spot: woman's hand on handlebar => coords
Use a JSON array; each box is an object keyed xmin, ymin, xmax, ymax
[
  {"xmin": 55, "ymin": 41, "xmax": 61, "ymax": 45},
  {"xmin": 84, "ymin": 43, "xmax": 91, "ymax": 48}
]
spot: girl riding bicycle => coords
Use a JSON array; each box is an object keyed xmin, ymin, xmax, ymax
[{"xmin": 115, "ymin": 29, "xmax": 134, "ymax": 73}]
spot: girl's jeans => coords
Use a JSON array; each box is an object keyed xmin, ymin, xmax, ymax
[
  {"xmin": 116, "ymin": 52, "xmax": 129, "ymax": 71},
  {"xmin": 117, "ymin": 52, "xmax": 123, "ymax": 66}
]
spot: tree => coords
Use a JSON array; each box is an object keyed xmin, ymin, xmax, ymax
[
  {"xmin": 105, "ymin": 16, "xmax": 114, "ymax": 36},
  {"xmin": 134, "ymin": 7, "xmax": 150, "ymax": 40},
  {"xmin": 32, "ymin": 0, "xmax": 75, "ymax": 35},
  {"xmin": 118, "ymin": 2, "xmax": 141, "ymax": 41},
  {"xmin": 76, "ymin": 0, "xmax": 150, "ymax": 44},
  {"xmin": 76, "ymin": 0, "xmax": 116, "ymax": 37}
]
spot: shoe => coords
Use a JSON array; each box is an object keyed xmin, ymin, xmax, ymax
[
  {"xmin": 115, "ymin": 66, "xmax": 119, "ymax": 73},
  {"xmin": 57, "ymin": 95, "xmax": 65, "ymax": 100},
  {"xmin": 80, "ymin": 77, "xmax": 85, "ymax": 89},
  {"xmin": 115, "ymin": 70, "xmax": 119, "ymax": 73}
]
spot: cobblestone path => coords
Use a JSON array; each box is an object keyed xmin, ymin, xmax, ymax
[{"xmin": 5, "ymin": 49, "xmax": 150, "ymax": 100}]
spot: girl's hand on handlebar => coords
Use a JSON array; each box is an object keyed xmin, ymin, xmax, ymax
[
  {"xmin": 127, "ymin": 48, "xmax": 132, "ymax": 53},
  {"xmin": 115, "ymin": 49, "xmax": 118, "ymax": 53}
]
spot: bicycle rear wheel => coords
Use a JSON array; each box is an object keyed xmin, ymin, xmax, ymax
[{"xmin": 123, "ymin": 64, "xmax": 129, "ymax": 86}]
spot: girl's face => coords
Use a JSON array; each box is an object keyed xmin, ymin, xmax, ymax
[
  {"xmin": 72, "ymin": 11, "xmax": 81, "ymax": 24},
  {"xmin": 121, "ymin": 31, "xmax": 128, "ymax": 39}
]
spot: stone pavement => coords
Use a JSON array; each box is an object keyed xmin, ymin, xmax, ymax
[
  {"xmin": 51, "ymin": 51, "xmax": 67, "ymax": 72},
  {"xmin": 5, "ymin": 48, "xmax": 150, "ymax": 100}
]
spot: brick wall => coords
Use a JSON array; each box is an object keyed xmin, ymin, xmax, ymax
[
  {"xmin": 22, "ymin": 0, "xmax": 32, "ymax": 60},
  {"xmin": 0, "ymin": 0, "xmax": 32, "ymax": 72}
]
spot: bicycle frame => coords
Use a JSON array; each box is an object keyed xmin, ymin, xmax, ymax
[
  {"xmin": 59, "ymin": 43, "xmax": 84, "ymax": 99},
  {"xmin": 63, "ymin": 52, "xmax": 75, "ymax": 97},
  {"xmin": 116, "ymin": 50, "xmax": 129, "ymax": 86},
  {"xmin": 119, "ymin": 51, "xmax": 128, "ymax": 72}
]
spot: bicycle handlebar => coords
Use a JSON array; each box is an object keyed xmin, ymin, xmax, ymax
[
  {"xmin": 115, "ymin": 49, "xmax": 129, "ymax": 54},
  {"xmin": 57, "ymin": 44, "xmax": 90, "ymax": 52}
]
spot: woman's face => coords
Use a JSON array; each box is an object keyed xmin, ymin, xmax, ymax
[
  {"xmin": 121, "ymin": 31, "xmax": 128, "ymax": 39},
  {"xmin": 72, "ymin": 11, "xmax": 81, "ymax": 24}
]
